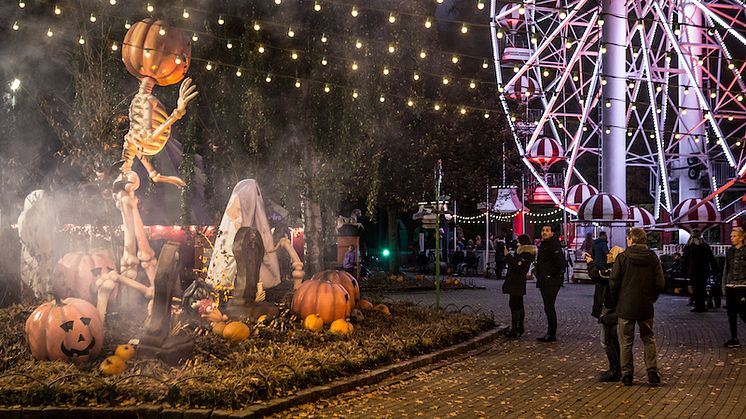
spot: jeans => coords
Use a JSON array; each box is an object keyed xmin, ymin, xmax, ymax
[
  {"xmin": 509, "ymin": 294, "xmax": 524, "ymax": 331},
  {"xmin": 600, "ymin": 322, "xmax": 621, "ymax": 373},
  {"xmin": 540, "ymin": 286, "xmax": 560, "ymax": 337},
  {"xmin": 618, "ymin": 317, "xmax": 658, "ymax": 376},
  {"xmin": 725, "ymin": 287, "xmax": 746, "ymax": 339},
  {"xmin": 691, "ymin": 274, "xmax": 708, "ymax": 310}
]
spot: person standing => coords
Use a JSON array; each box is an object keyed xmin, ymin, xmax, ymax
[
  {"xmin": 680, "ymin": 229, "xmax": 719, "ymax": 312},
  {"xmin": 585, "ymin": 246, "xmax": 624, "ymax": 382},
  {"xmin": 502, "ymin": 235, "xmax": 536, "ymax": 338},
  {"xmin": 535, "ymin": 225, "xmax": 566, "ymax": 342},
  {"xmin": 343, "ymin": 245, "xmax": 357, "ymax": 277},
  {"xmin": 493, "ymin": 236, "xmax": 506, "ymax": 280},
  {"xmin": 723, "ymin": 228, "xmax": 746, "ymax": 348},
  {"xmin": 592, "ymin": 231, "xmax": 610, "ymax": 269},
  {"xmin": 610, "ymin": 228, "xmax": 665, "ymax": 386}
]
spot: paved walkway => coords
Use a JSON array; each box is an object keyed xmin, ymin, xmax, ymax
[{"xmin": 275, "ymin": 278, "xmax": 746, "ymax": 418}]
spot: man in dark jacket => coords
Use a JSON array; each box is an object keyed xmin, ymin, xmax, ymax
[
  {"xmin": 723, "ymin": 228, "xmax": 746, "ymax": 348},
  {"xmin": 610, "ymin": 228, "xmax": 665, "ymax": 387},
  {"xmin": 585, "ymin": 246, "xmax": 624, "ymax": 382},
  {"xmin": 535, "ymin": 225, "xmax": 565, "ymax": 342},
  {"xmin": 592, "ymin": 232, "xmax": 610, "ymax": 269},
  {"xmin": 680, "ymin": 229, "xmax": 719, "ymax": 312}
]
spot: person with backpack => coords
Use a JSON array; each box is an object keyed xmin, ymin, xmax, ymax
[{"xmin": 502, "ymin": 235, "xmax": 536, "ymax": 338}]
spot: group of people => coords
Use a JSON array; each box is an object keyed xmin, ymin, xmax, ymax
[
  {"xmin": 500, "ymin": 225, "xmax": 746, "ymax": 387},
  {"xmin": 452, "ymin": 234, "xmax": 514, "ymax": 278}
]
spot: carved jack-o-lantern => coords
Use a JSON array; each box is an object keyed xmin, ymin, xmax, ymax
[
  {"xmin": 25, "ymin": 297, "xmax": 104, "ymax": 364},
  {"xmin": 122, "ymin": 18, "xmax": 191, "ymax": 86}
]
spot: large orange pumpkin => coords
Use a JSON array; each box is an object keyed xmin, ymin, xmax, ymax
[
  {"xmin": 51, "ymin": 250, "xmax": 116, "ymax": 304},
  {"xmin": 292, "ymin": 280, "xmax": 352, "ymax": 325},
  {"xmin": 122, "ymin": 18, "xmax": 191, "ymax": 86},
  {"xmin": 310, "ymin": 270, "xmax": 360, "ymax": 308},
  {"xmin": 25, "ymin": 297, "xmax": 104, "ymax": 364}
]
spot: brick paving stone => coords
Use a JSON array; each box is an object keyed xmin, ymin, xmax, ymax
[{"xmin": 273, "ymin": 278, "xmax": 746, "ymax": 418}]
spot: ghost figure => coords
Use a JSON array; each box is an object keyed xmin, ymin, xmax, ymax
[
  {"xmin": 207, "ymin": 180, "xmax": 281, "ymax": 295},
  {"xmin": 17, "ymin": 190, "xmax": 59, "ymax": 297}
]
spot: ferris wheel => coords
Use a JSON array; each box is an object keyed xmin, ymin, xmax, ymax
[{"xmin": 488, "ymin": 0, "xmax": 746, "ymax": 226}]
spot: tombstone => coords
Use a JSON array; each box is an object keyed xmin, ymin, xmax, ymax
[
  {"xmin": 138, "ymin": 241, "xmax": 193, "ymax": 364},
  {"xmin": 224, "ymin": 226, "xmax": 279, "ymax": 319}
]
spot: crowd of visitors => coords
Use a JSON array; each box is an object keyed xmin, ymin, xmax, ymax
[{"xmin": 496, "ymin": 224, "xmax": 745, "ymax": 388}]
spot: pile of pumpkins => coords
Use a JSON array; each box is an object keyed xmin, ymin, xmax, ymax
[{"xmin": 291, "ymin": 270, "xmax": 390, "ymax": 334}]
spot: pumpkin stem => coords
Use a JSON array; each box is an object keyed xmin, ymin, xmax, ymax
[{"xmin": 52, "ymin": 294, "xmax": 63, "ymax": 305}]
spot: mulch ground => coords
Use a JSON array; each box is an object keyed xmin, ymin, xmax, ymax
[{"xmin": 0, "ymin": 298, "xmax": 494, "ymax": 410}]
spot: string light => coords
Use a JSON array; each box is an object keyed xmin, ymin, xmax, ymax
[
  {"xmin": 314, "ymin": 1, "xmax": 321, "ymax": 12},
  {"xmin": 90, "ymin": 14, "xmax": 97, "ymax": 23},
  {"xmin": 218, "ymin": 16, "xmax": 225, "ymax": 25},
  {"xmin": 253, "ymin": 22, "xmax": 261, "ymax": 31},
  {"xmin": 146, "ymin": 3, "xmax": 153, "ymax": 13},
  {"xmin": 183, "ymin": 9, "xmax": 190, "ymax": 19},
  {"xmin": 419, "ymin": 50, "xmax": 427, "ymax": 59},
  {"xmin": 287, "ymin": 27, "xmax": 295, "ymax": 37},
  {"xmin": 235, "ymin": 69, "xmax": 242, "ymax": 77},
  {"xmin": 433, "ymin": 103, "xmax": 441, "ymax": 111},
  {"xmin": 407, "ymin": 98, "xmax": 414, "ymax": 107},
  {"xmin": 291, "ymin": 51, "xmax": 298, "ymax": 60},
  {"xmin": 54, "ymin": 6, "xmax": 61, "ymax": 15},
  {"xmin": 226, "ymin": 40, "xmax": 233, "ymax": 49},
  {"xmin": 351, "ymin": 6, "xmax": 358, "ymax": 17},
  {"xmin": 351, "ymin": 61, "xmax": 358, "ymax": 71},
  {"xmin": 159, "ymin": 27, "xmax": 166, "ymax": 36},
  {"xmin": 388, "ymin": 44, "xmax": 396, "ymax": 53},
  {"xmin": 109, "ymin": 0, "xmax": 116, "ymax": 4},
  {"xmin": 425, "ymin": 18, "xmax": 432, "ymax": 28},
  {"xmin": 324, "ymin": 84, "xmax": 331, "ymax": 93},
  {"xmin": 461, "ymin": 24, "xmax": 468, "ymax": 34},
  {"xmin": 174, "ymin": 56, "xmax": 182, "ymax": 64},
  {"xmin": 295, "ymin": 79, "xmax": 301, "ymax": 88},
  {"xmin": 18, "ymin": 1, "xmax": 25, "ymax": 8},
  {"xmin": 469, "ymin": 80, "xmax": 476, "ymax": 89},
  {"xmin": 389, "ymin": 13, "xmax": 397, "ymax": 24},
  {"xmin": 192, "ymin": 33, "xmax": 199, "ymax": 42},
  {"xmin": 275, "ymin": 0, "xmax": 282, "ymax": 4},
  {"xmin": 111, "ymin": 42, "xmax": 118, "ymax": 51},
  {"xmin": 78, "ymin": 36, "xmax": 85, "ymax": 45},
  {"xmin": 442, "ymin": 77, "xmax": 449, "ymax": 85},
  {"xmin": 482, "ymin": 60, "xmax": 489, "ymax": 69},
  {"xmin": 451, "ymin": 55, "xmax": 459, "ymax": 64},
  {"xmin": 383, "ymin": 67, "xmax": 390, "ymax": 75},
  {"xmin": 477, "ymin": 0, "xmax": 485, "ymax": 10},
  {"xmin": 12, "ymin": 21, "xmax": 19, "ymax": 31},
  {"xmin": 355, "ymin": 39, "xmax": 362, "ymax": 49},
  {"xmin": 124, "ymin": 21, "xmax": 131, "ymax": 29},
  {"xmin": 413, "ymin": 72, "xmax": 420, "ymax": 81},
  {"xmin": 46, "ymin": 28, "xmax": 54, "ymax": 38},
  {"xmin": 460, "ymin": 107, "xmax": 467, "ymax": 115},
  {"xmin": 379, "ymin": 95, "xmax": 386, "ymax": 103},
  {"xmin": 320, "ymin": 34, "xmax": 328, "ymax": 43},
  {"xmin": 352, "ymin": 90, "xmax": 359, "ymax": 99},
  {"xmin": 321, "ymin": 57, "xmax": 327, "ymax": 65},
  {"xmin": 258, "ymin": 45, "xmax": 265, "ymax": 53},
  {"xmin": 265, "ymin": 74, "xmax": 272, "ymax": 82},
  {"xmin": 205, "ymin": 62, "xmax": 213, "ymax": 71}
]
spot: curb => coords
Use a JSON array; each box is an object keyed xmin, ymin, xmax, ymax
[{"xmin": 10, "ymin": 326, "xmax": 504, "ymax": 418}]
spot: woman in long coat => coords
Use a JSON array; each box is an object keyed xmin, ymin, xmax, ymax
[{"xmin": 502, "ymin": 235, "xmax": 537, "ymax": 338}]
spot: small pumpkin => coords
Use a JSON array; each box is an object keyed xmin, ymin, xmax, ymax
[
  {"xmin": 374, "ymin": 304, "xmax": 391, "ymax": 315},
  {"xmin": 211, "ymin": 321, "xmax": 226, "ymax": 335},
  {"xmin": 310, "ymin": 270, "xmax": 361, "ymax": 308},
  {"xmin": 303, "ymin": 314, "xmax": 324, "ymax": 332},
  {"xmin": 357, "ymin": 299, "xmax": 374, "ymax": 310},
  {"xmin": 122, "ymin": 19, "xmax": 192, "ymax": 86},
  {"xmin": 329, "ymin": 319, "xmax": 354, "ymax": 335},
  {"xmin": 222, "ymin": 322, "xmax": 250, "ymax": 342},
  {"xmin": 115, "ymin": 344, "xmax": 136, "ymax": 361},
  {"xmin": 291, "ymin": 279, "xmax": 352, "ymax": 325},
  {"xmin": 25, "ymin": 297, "xmax": 104, "ymax": 364},
  {"xmin": 99, "ymin": 355, "xmax": 127, "ymax": 376}
]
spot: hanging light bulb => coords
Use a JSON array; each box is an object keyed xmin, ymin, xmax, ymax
[
  {"xmin": 351, "ymin": 62, "xmax": 358, "ymax": 71},
  {"xmin": 513, "ymin": 65, "xmax": 519, "ymax": 73},
  {"xmin": 469, "ymin": 80, "xmax": 476, "ymax": 89},
  {"xmin": 600, "ymin": 45, "xmax": 607, "ymax": 54},
  {"xmin": 46, "ymin": 28, "xmax": 54, "ymax": 37},
  {"xmin": 601, "ymin": 78, "xmax": 607, "ymax": 85},
  {"xmin": 728, "ymin": 63, "xmax": 735, "ymax": 70},
  {"xmin": 266, "ymin": 74, "xmax": 272, "ymax": 83},
  {"xmin": 738, "ymin": 95, "xmax": 744, "ymax": 102},
  {"xmin": 324, "ymin": 84, "xmax": 331, "ymax": 93},
  {"xmin": 321, "ymin": 57, "xmax": 327, "ymax": 66},
  {"xmin": 452, "ymin": 56, "xmax": 459, "ymax": 64},
  {"xmin": 413, "ymin": 72, "xmax": 420, "ymax": 81},
  {"xmin": 291, "ymin": 51, "xmax": 298, "ymax": 60},
  {"xmin": 559, "ymin": 9, "xmax": 567, "ymax": 19},
  {"xmin": 183, "ymin": 9, "xmax": 190, "ymax": 18},
  {"xmin": 226, "ymin": 40, "xmax": 233, "ymax": 49},
  {"xmin": 235, "ymin": 69, "xmax": 242, "ymax": 77},
  {"xmin": 110, "ymin": 0, "xmax": 116, "ymax": 4},
  {"xmin": 565, "ymin": 38, "xmax": 573, "ymax": 48},
  {"xmin": 674, "ymin": 23, "xmax": 681, "ymax": 36},
  {"xmin": 383, "ymin": 67, "xmax": 390, "ymax": 75},
  {"xmin": 531, "ymin": 34, "xmax": 538, "ymax": 44},
  {"xmin": 434, "ymin": 104, "xmax": 441, "ymax": 111},
  {"xmin": 192, "ymin": 33, "xmax": 199, "ymax": 42},
  {"xmin": 477, "ymin": 0, "xmax": 485, "ymax": 10},
  {"xmin": 460, "ymin": 107, "xmax": 467, "ymax": 115},
  {"xmin": 407, "ymin": 98, "xmax": 414, "ymax": 107},
  {"xmin": 518, "ymin": 5, "xmax": 525, "ymax": 14},
  {"xmin": 253, "ymin": 22, "xmax": 261, "ymax": 31},
  {"xmin": 125, "ymin": 21, "xmax": 131, "ymax": 29},
  {"xmin": 275, "ymin": 0, "xmax": 281, "ymax": 4},
  {"xmin": 351, "ymin": 6, "xmax": 358, "ymax": 17},
  {"xmin": 389, "ymin": 13, "xmax": 396, "ymax": 24},
  {"xmin": 288, "ymin": 27, "xmax": 295, "ymax": 37},
  {"xmin": 388, "ymin": 44, "xmax": 396, "ymax": 53},
  {"xmin": 90, "ymin": 14, "xmax": 97, "ymax": 22},
  {"xmin": 18, "ymin": 1, "xmax": 25, "ymax": 8},
  {"xmin": 146, "ymin": 3, "xmax": 154, "ymax": 13},
  {"xmin": 442, "ymin": 77, "xmax": 449, "ymax": 85},
  {"xmin": 205, "ymin": 62, "xmax": 213, "ymax": 71},
  {"xmin": 159, "ymin": 27, "xmax": 166, "ymax": 36},
  {"xmin": 482, "ymin": 60, "xmax": 489, "ymax": 69},
  {"xmin": 461, "ymin": 24, "xmax": 468, "ymax": 34},
  {"xmin": 496, "ymin": 30, "xmax": 504, "ymax": 39},
  {"xmin": 543, "ymin": 70, "xmax": 549, "ymax": 77},
  {"xmin": 314, "ymin": 1, "xmax": 321, "ymax": 12},
  {"xmin": 419, "ymin": 50, "xmax": 427, "ymax": 59},
  {"xmin": 628, "ymin": 81, "xmax": 635, "ymax": 88},
  {"xmin": 710, "ymin": 91, "xmax": 716, "ymax": 98},
  {"xmin": 682, "ymin": 108, "xmax": 688, "ymax": 115},
  {"xmin": 355, "ymin": 39, "xmax": 362, "ymax": 49},
  {"xmin": 54, "ymin": 5, "xmax": 61, "ymax": 15},
  {"xmin": 12, "ymin": 21, "xmax": 19, "ymax": 31},
  {"xmin": 175, "ymin": 56, "xmax": 182, "ymax": 65},
  {"xmin": 111, "ymin": 42, "xmax": 118, "ymax": 51},
  {"xmin": 352, "ymin": 90, "xmax": 359, "ymax": 99},
  {"xmin": 218, "ymin": 16, "xmax": 225, "ymax": 25},
  {"xmin": 78, "ymin": 36, "xmax": 85, "ymax": 45},
  {"xmin": 258, "ymin": 45, "xmax": 265, "ymax": 53},
  {"xmin": 425, "ymin": 18, "xmax": 432, "ymax": 28},
  {"xmin": 295, "ymin": 80, "xmax": 301, "ymax": 88},
  {"xmin": 321, "ymin": 34, "xmax": 328, "ymax": 43},
  {"xmin": 605, "ymin": 101, "xmax": 612, "ymax": 108}
]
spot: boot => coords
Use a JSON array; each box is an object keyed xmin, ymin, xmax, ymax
[
  {"xmin": 505, "ymin": 311, "xmax": 521, "ymax": 338},
  {"xmin": 516, "ymin": 309, "xmax": 525, "ymax": 336}
]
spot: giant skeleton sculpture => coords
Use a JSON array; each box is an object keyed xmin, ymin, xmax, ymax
[{"xmin": 94, "ymin": 19, "xmax": 197, "ymax": 323}]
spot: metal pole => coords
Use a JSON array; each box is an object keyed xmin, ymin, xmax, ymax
[
  {"xmin": 485, "ymin": 184, "xmax": 490, "ymax": 274},
  {"xmin": 435, "ymin": 160, "xmax": 442, "ymax": 310},
  {"xmin": 453, "ymin": 200, "xmax": 458, "ymax": 252}
]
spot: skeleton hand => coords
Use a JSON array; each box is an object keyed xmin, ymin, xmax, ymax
[
  {"xmin": 173, "ymin": 77, "xmax": 198, "ymax": 119},
  {"xmin": 149, "ymin": 171, "xmax": 187, "ymax": 187}
]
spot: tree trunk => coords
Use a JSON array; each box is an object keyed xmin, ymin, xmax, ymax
[
  {"xmin": 387, "ymin": 207, "xmax": 399, "ymax": 273},
  {"xmin": 302, "ymin": 144, "xmax": 324, "ymax": 274}
]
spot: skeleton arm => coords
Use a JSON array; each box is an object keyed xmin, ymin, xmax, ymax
[
  {"xmin": 139, "ymin": 156, "xmax": 186, "ymax": 187},
  {"xmin": 149, "ymin": 78, "xmax": 198, "ymax": 144}
]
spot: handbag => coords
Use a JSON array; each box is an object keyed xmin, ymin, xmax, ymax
[{"xmin": 600, "ymin": 306, "xmax": 618, "ymax": 326}]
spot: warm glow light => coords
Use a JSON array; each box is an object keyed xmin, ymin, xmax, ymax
[
  {"xmin": 469, "ymin": 81, "xmax": 476, "ymax": 89},
  {"xmin": 218, "ymin": 16, "xmax": 225, "ymax": 25},
  {"xmin": 355, "ymin": 40, "xmax": 362, "ymax": 49},
  {"xmin": 461, "ymin": 24, "xmax": 468, "ymax": 34},
  {"xmin": 321, "ymin": 57, "xmax": 327, "ymax": 65},
  {"xmin": 543, "ymin": 70, "xmax": 549, "ymax": 77},
  {"xmin": 484, "ymin": 112, "xmax": 490, "ymax": 119},
  {"xmin": 729, "ymin": 63, "xmax": 735, "ymax": 70},
  {"xmin": 192, "ymin": 33, "xmax": 199, "ymax": 42},
  {"xmin": 175, "ymin": 57, "xmax": 182, "ymax": 64},
  {"xmin": 226, "ymin": 40, "xmax": 233, "ymax": 49},
  {"xmin": 146, "ymin": 3, "xmax": 153, "ymax": 13},
  {"xmin": 258, "ymin": 45, "xmax": 265, "ymax": 53},
  {"xmin": 90, "ymin": 14, "xmax": 97, "ymax": 23},
  {"xmin": 288, "ymin": 28, "xmax": 295, "ymax": 37},
  {"xmin": 275, "ymin": 0, "xmax": 282, "ymax": 4},
  {"xmin": 407, "ymin": 99, "xmax": 414, "ymax": 106},
  {"xmin": 321, "ymin": 34, "xmax": 328, "ymax": 43},
  {"xmin": 266, "ymin": 74, "xmax": 272, "ymax": 82},
  {"xmin": 54, "ymin": 6, "xmax": 61, "ymax": 15},
  {"xmin": 183, "ymin": 9, "xmax": 190, "ymax": 18},
  {"xmin": 125, "ymin": 21, "xmax": 131, "ymax": 29},
  {"xmin": 389, "ymin": 13, "xmax": 396, "ymax": 24},
  {"xmin": 295, "ymin": 80, "xmax": 301, "ymax": 88},
  {"xmin": 205, "ymin": 62, "xmax": 213, "ymax": 71},
  {"xmin": 111, "ymin": 42, "xmax": 118, "ymax": 51},
  {"xmin": 10, "ymin": 79, "xmax": 21, "ymax": 91},
  {"xmin": 351, "ymin": 6, "xmax": 358, "ymax": 17},
  {"xmin": 351, "ymin": 62, "xmax": 358, "ymax": 70},
  {"xmin": 452, "ymin": 56, "xmax": 459, "ymax": 64},
  {"xmin": 353, "ymin": 90, "xmax": 359, "ymax": 98},
  {"xmin": 379, "ymin": 95, "xmax": 385, "ymax": 103},
  {"xmin": 159, "ymin": 27, "xmax": 166, "ymax": 36},
  {"xmin": 496, "ymin": 31, "xmax": 504, "ymax": 39},
  {"xmin": 47, "ymin": 28, "xmax": 54, "ymax": 37},
  {"xmin": 442, "ymin": 77, "xmax": 449, "ymax": 85},
  {"xmin": 253, "ymin": 22, "xmax": 261, "ymax": 31},
  {"xmin": 738, "ymin": 95, "xmax": 744, "ymax": 102},
  {"xmin": 477, "ymin": 0, "xmax": 485, "ymax": 10},
  {"xmin": 419, "ymin": 50, "xmax": 427, "ymax": 59},
  {"xmin": 235, "ymin": 69, "xmax": 242, "ymax": 77},
  {"xmin": 413, "ymin": 72, "xmax": 420, "ymax": 80},
  {"xmin": 383, "ymin": 67, "xmax": 390, "ymax": 75},
  {"xmin": 425, "ymin": 18, "xmax": 432, "ymax": 28},
  {"xmin": 291, "ymin": 52, "xmax": 298, "ymax": 60},
  {"xmin": 388, "ymin": 44, "xmax": 396, "ymax": 53},
  {"xmin": 324, "ymin": 84, "xmax": 331, "ymax": 93},
  {"xmin": 78, "ymin": 36, "xmax": 85, "ymax": 45},
  {"xmin": 460, "ymin": 107, "xmax": 467, "ymax": 115},
  {"xmin": 434, "ymin": 104, "xmax": 441, "ymax": 111},
  {"xmin": 483, "ymin": 60, "xmax": 489, "ymax": 69},
  {"xmin": 12, "ymin": 22, "xmax": 19, "ymax": 31},
  {"xmin": 314, "ymin": 1, "xmax": 321, "ymax": 12}
]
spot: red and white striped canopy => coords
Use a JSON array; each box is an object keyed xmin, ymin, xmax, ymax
[
  {"xmin": 577, "ymin": 193, "xmax": 630, "ymax": 223},
  {"xmin": 526, "ymin": 137, "xmax": 564, "ymax": 171},
  {"xmin": 503, "ymin": 75, "xmax": 537, "ymax": 100},
  {"xmin": 565, "ymin": 183, "xmax": 598, "ymax": 209},
  {"xmin": 629, "ymin": 206, "xmax": 655, "ymax": 227},
  {"xmin": 671, "ymin": 198, "xmax": 721, "ymax": 231},
  {"xmin": 497, "ymin": 3, "xmax": 525, "ymax": 32}
]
